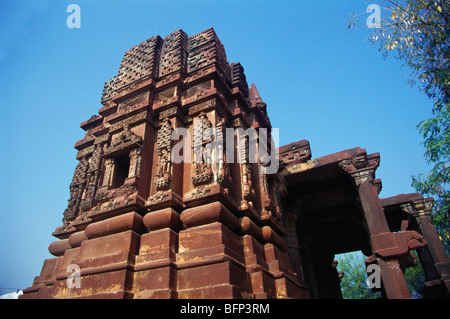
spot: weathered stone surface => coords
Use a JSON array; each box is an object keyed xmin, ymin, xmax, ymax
[{"xmin": 21, "ymin": 27, "xmax": 450, "ymax": 300}]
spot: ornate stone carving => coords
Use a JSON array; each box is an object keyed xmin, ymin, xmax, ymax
[
  {"xmin": 187, "ymin": 98, "xmax": 216, "ymax": 115},
  {"xmin": 107, "ymin": 126, "xmax": 142, "ymax": 153},
  {"xmin": 101, "ymin": 36, "xmax": 163, "ymax": 103},
  {"xmin": 117, "ymin": 91, "xmax": 149, "ymax": 114},
  {"xmin": 76, "ymin": 145, "xmax": 95, "ymax": 160},
  {"xmin": 147, "ymin": 190, "xmax": 170, "ymax": 205},
  {"xmin": 62, "ymin": 156, "xmax": 90, "ymax": 225},
  {"xmin": 230, "ymin": 62, "xmax": 249, "ymax": 97},
  {"xmin": 215, "ymin": 118, "xmax": 231, "ymax": 188},
  {"xmin": 339, "ymin": 152, "xmax": 380, "ymax": 185},
  {"xmin": 63, "ymin": 185, "xmax": 83, "ymax": 224},
  {"xmin": 159, "ymin": 106, "xmax": 178, "ymax": 120},
  {"xmin": 154, "ymin": 119, "xmax": 174, "ymax": 190},
  {"xmin": 191, "ymin": 114, "xmax": 214, "ymax": 186},
  {"xmin": 279, "ymin": 140, "xmax": 311, "ymax": 165},
  {"xmin": 401, "ymin": 198, "xmax": 434, "ymax": 218},
  {"xmin": 238, "ymin": 132, "xmax": 254, "ymax": 200},
  {"xmin": 158, "ymin": 29, "xmax": 188, "ymax": 78},
  {"xmin": 108, "ymin": 110, "xmax": 148, "ymax": 132},
  {"xmin": 129, "ymin": 147, "xmax": 142, "ymax": 178},
  {"xmin": 187, "ymin": 27, "xmax": 230, "ymax": 82},
  {"xmin": 70, "ymin": 157, "xmax": 89, "ymax": 187},
  {"xmin": 184, "ymin": 185, "xmax": 212, "ymax": 200},
  {"xmin": 102, "ymin": 157, "xmax": 115, "ymax": 187}
]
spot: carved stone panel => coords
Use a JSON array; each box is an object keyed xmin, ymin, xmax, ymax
[
  {"xmin": 158, "ymin": 30, "xmax": 188, "ymax": 78},
  {"xmin": 238, "ymin": 132, "xmax": 254, "ymax": 201},
  {"xmin": 62, "ymin": 156, "xmax": 90, "ymax": 225},
  {"xmin": 187, "ymin": 27, "xmax": 230, "ymax": 82},
  {"xmin": 101, "ymin": 36, "xmax": 163, "ymax": 103},
  {"xmin": 191, "ymin": 115, "xmax": 214, "ymax": 186},
  {"xmin": 129, "ymin": 148, "xmax": 142, "ymax": 178},
  {"xmin": 154, "ymin": 119, "xmax": 174, "ymax": 190}
]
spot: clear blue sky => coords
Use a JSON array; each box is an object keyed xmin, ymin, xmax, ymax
[{"xmin": 0, "ymin": 0, "xmax": 433, "ymax": 294}]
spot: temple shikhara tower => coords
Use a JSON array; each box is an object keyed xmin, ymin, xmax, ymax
[{"xmin": 21, "ymin": 28, "xmax": 450, "ymax": 299}]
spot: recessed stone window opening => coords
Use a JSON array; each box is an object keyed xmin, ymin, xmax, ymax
[{"xmin": 111, "ymin": 153, "xmax": 131, "ymax": 188}]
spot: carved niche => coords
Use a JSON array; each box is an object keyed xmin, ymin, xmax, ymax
[
  {"xmin": 238, "ymin": 131, "xmax": 254, "ymax": 201},
  {"xmin": 79, "ymin": 143, "xmax": 104, "ymax": 211},
  {"xmin": 101, "ymin": 126, "xmax": 143, "ymax": 190},
  {"xmin": 215, "ymin": 118, "xmax": 231, "ymax": 188},
  {"xmin": 190, "ymin": 115, "xmax": 231, "ymax": 188},
  {"xmin": 191, "ymin": 114, "xmax": 214, "ymax": 186},
  {"xmin": 154, "ymin": 118, "xmax": 174, "ymax": 190}
]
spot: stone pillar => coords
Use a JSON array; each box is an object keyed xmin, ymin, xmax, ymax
[
  {"xmin": 340, "ymin": 152, "xmax": 418, "ymax": 299},
  {"xmin": 402, "ymin": 199, "xmax": 450, "ymax": 297},
  {"xmin": 281, "ymin": 210, "xmax": 305, "ymax": 285}
]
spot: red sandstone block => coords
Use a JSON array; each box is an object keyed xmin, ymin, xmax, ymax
[
  {"xmin": 84, "ymin": 212, "xmax": 145, "ymax": 239},
  {"xmin": 143, "ymin": 208, "xmax": 182, "ymax": 231},
  {"xmin": 78, "ymin": 230, "xmax": 140, "ymax": 271},
  {"xmin": 242, "ymin": 235, "xmax": 267, "ymax": 268},
  {"xmin": 177, "ymin": 261, "xmax": 250, "ymax": 293},
  {"xmin": 262, "ymin": 226, "xmax": 288, "ymax": 252},
  {"xmin": 132, "ymin": 267, "xmax": 176, "ymax": 297},
  {"xmin": 178, "ymin": 284, "xmax": 243, "ymax": 299},
  {"xmin": 19, "ymin": 290, "xmax": 39, "ymax": 299},
  {"xmin": 134, "ymin": 290, "xmax": 175, "ymax": 299},
  {"xmin": 274, "ymin": 276, "xmax": 309, "ymax": 299},
  {"xmin": 240, "ymin": 216, "xmax": 262, "ymax": 239},
  {"xmin": 264, "ymin": 243, "xmax": 295, "ymax": 277},
  {"xmin": 52, "ymin": 269, "xmax": 133, "ymax": 299},
  {"xmin": 54, "ymin": 247, "xmax": 81, "ymax": 280},
  {"xmin": 80, "ymin": 230, "xmax": 140, "ymax": 259},
  {"xmin": 36, "ymin": 285, "xmax": 55, "ymax": 299},
  {"xmin": 180, "ymin": 201, "xmax": 240, "ymax": 231},
  {"xmin": 48, "ymin": 238, "xmax": 72, "ymax": 257},
  {"xmin": 178, "ymin": 222, "xmax": 241, "ymax": 253},
  {"xmin": 135, "ymin": 228, "xmax": 178, "ymax": 267},
  {"xmin": 68, "ymin": 231, "xmax": 88, "ymax": 248},
  {"xmin": 249, "ymin": 270, "xmax": 276, "ymax": 298},
  {"xmin": 28, "ymin": 258, "xmax": 58, "ymax": 289},
  {"xmin": 139, "ymin": 228, "xmax": 178, "ymax": 255},
  {"xmin": 177, "ymin": 222, "xmax": 245, "ymax": 268}
]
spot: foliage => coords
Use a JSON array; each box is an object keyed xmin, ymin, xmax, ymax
[
  {"xmin": 336, "ymin": 251, "xmax": 425, "ymax": 298},
  {"xmin": 412, "ymin": 102, "xmax": 450, "ymax": 254},
  {"xmin": 335, "ymin": 252, "xmax": 381, "ymax": 299},
  {"xmin": 403, "ymin": 253, "xmax": 426, "ymax": 298},
  {"xmin": 340, "ymin": 1, "xmax": 449, "ymax": 299},
  {"xmin": 348, "ymin": 0, "xmax": 450, "ymax": 253}
]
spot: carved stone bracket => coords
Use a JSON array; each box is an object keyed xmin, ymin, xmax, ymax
[
  {"xmin": 370, "ymin": 231, "xmax": 427, "ymax": 260},
  {"xmin": 401, "ymin": 198, "xmax": 434, "ymax": 218},
  {"xmin": 339, "ymin": 152, "xmax": 380, "ymax": 186}
]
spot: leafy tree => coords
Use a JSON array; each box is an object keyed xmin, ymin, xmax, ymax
[
  {"xmin": 335, "ymin": 252, "xmax": 381, "ymax": 299},
  {"xmin": 341, "ymin": 2, "xmax": 449, "ymax": 298},
  {"xmin": 403, "ymin": 253, "xmax": 426, "ymax": 298},
  {"xmin": 336, "ymin": 251, "xmax": 424, "ymax": 298},
  {"xmin": 348, "ymin": 0, "xmax": 450, "ymax": 253}
]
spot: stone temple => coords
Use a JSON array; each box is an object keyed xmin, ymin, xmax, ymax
[{"xmin": 21, "ymin": 27, "xmax": 450, "ymax": 299}]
